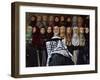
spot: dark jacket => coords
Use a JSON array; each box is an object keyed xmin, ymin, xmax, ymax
[
  {"xmin": 49, "ymin": 53, "xmax": 74, "ymax": 66},
  {"xmin": 32, "ymin": 27, "xmax": 41, "ymax": 49}
]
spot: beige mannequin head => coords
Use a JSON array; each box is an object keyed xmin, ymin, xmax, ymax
[
  {"xmin": 42, "ymin": 15, "xmax": 48, "ymax": 21},
  {"xmin": 49, "ymin": 15, "xmax": 54, "ymax": 21},
  {"xmin": 37, "ymin": 15, "xmax": 42, "ymax": 21},
  {"xmin": 60, "ymin": 26, "xmax": 66, "ymax": 38},
  {"xmin": 66, "ymin": 27, "xmax": 72, "ymax": 34},
  {"xmin": 85, "ymin": 27, "xmax": 89, "ymax": 33},
  {"xmin": 79, "ymin": 27, "xmax": 84, "ymax": 33},
  {"xmin": 47, "ymin": 26, "xmax": 52, "ymax": 33}
]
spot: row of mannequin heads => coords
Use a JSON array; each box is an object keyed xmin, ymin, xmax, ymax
[
  {"xmin": 27, "ymin": 25, "xmax": 89, "ymax": 46},
  {"xmin": 27, "ymin": 25, "xmax": 89, "ymax": 38},
  {"xmin": 29, "ymin": 15, "xmax": 89, "ymax": 26}
]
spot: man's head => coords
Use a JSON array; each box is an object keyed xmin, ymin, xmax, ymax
[{"xmin": 53, "ymin": 26, "xmax": 59, "ymax": 36}]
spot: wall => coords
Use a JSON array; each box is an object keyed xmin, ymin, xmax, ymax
[{"xmin": 0, "ymin": 0, "xmax": 99, "ymax": 80}]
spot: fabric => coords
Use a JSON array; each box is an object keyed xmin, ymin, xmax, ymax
[
  {"xmin": 26, "ymin": 43, "xmax": 38, "ymax": 67},
  {"xmin": 72, "ymin": 27, "xmax": 80, "ymax": 46},
  {"xmin": 32, "ymin": 27, "xmax": 41, "ymax": 49},
  {"xmin": 49, "ymin": 53, "xmax": 74, "ymax": 66},
  {"xmin": 29, "ymin": 21, "xmax": 36, "ymax": 27},
  {"xmin": 36, "ymin": 21, "xmax": 43, "ymax": 28},
  {"xmin": 79, "ymin": 33, "xmax": 85, "ymax": 46},
  {"xmin": 48, "ymin": 21, "xmax": 54, "ymax": 27},
  {"xmin": 46, "ymin": 33, "xmax": 53, "ymax": 40},
  {"xmin": 46, "ymin": 36, "xmax": 73, "ymax": 66},
  {"xmin": 42, "ymin": 21, "xmax": 48, "ymax": 27},
  {"xmin": 26, "ymin": 26, "xmax": 32, "ymax": 44}
]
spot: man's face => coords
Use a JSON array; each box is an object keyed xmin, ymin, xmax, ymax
[
  {"xmin": 53, "ymin": 26, "xmax": 59, "ymax": 35},
  {"xmin": 47, "ymin": 27, "xmax": 52, "ymax": 33}
]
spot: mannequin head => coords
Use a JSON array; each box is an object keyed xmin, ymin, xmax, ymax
[
  {"xmin": 49, "ymin": 15, "xmax": 54, "ymax": 22},
  {"xmin": 37, "ymin": 15, "xmax": 42, "ymax": 22},
  {"xmin": 54, "ymin": 16, "xmax": 59, "ymax": 22},
  {"xmin": 79, "ymin": 27, "xmax": 84, "ymax": 33},
  {"xmin": 31, "ymin": 16, "xmax": 36, "ymax": 21},
  {"xmin": 32, "ymin": 26, "xmax": 37, "ymax": 33},
  {"xmin": 40, "ymin": 27, "xmax": 46, "ymax": 34},
  {"xmin": 60, "ymin": 26, "xmax": 66, "ymax": 34},
  {"xmin": 47, "ymin": 26, "xmax": 52, "ymax": 34},
  {"xmin": 85, "ymin": 27, "xmax": 89, "ymax": 34},
  {"xmin": 27, "ymin": 26, "xmax": 32, "ymax": 33},
  {"xmin": 60, "ymin": 16, "xmax": 65, "ymax": 22},
  {"xmin": 66, "ymin": 27, "xmax": 72, "ymax": 34},
  {"xmin": 42, "ymin": 15, "xmax": 48, "ymax": 21},
  {"xmin": 60, "ymin": 26, "xmax": 66, "ymax": 38}
]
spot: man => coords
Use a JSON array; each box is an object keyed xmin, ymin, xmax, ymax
[{"xmin": 46, "ymin": 26, "xmax": 74, "ymax": 66}]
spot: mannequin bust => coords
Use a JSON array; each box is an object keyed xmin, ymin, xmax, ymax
[
  {"xmin": 72, "ymin": 26, "xmax": 79, "ymax": 46},
  {"xmin": 26, "ymin": 26, "xmax": 32, "ymax": 43},
  {"xmin": 42, "ymin": 15, "xmax": 48, "ymax": 27},
  {"xmin": 77, "ymin": 16, "xmax": 83, "ymax": 27},
  {"xmin": 79, "ymin": 27, "xmax": 85, "ymax": 46},
  {"xmin": 60, "ymin": 26, "xmax": 66, "ymax": 38},
  {"xmin": 60, "ymin": 26, "xmax": 66, "ymax": 45},
  {"xmin": 36, "ymin": 15, "xmax": 43, "ymax": 28},
  {"xmin": 66, "ymin": 27, "xmax": 72, "ymax": 46},
  {"xmin": 48, "ymin": 15, "xmax": 54, "ymax": 27}
]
